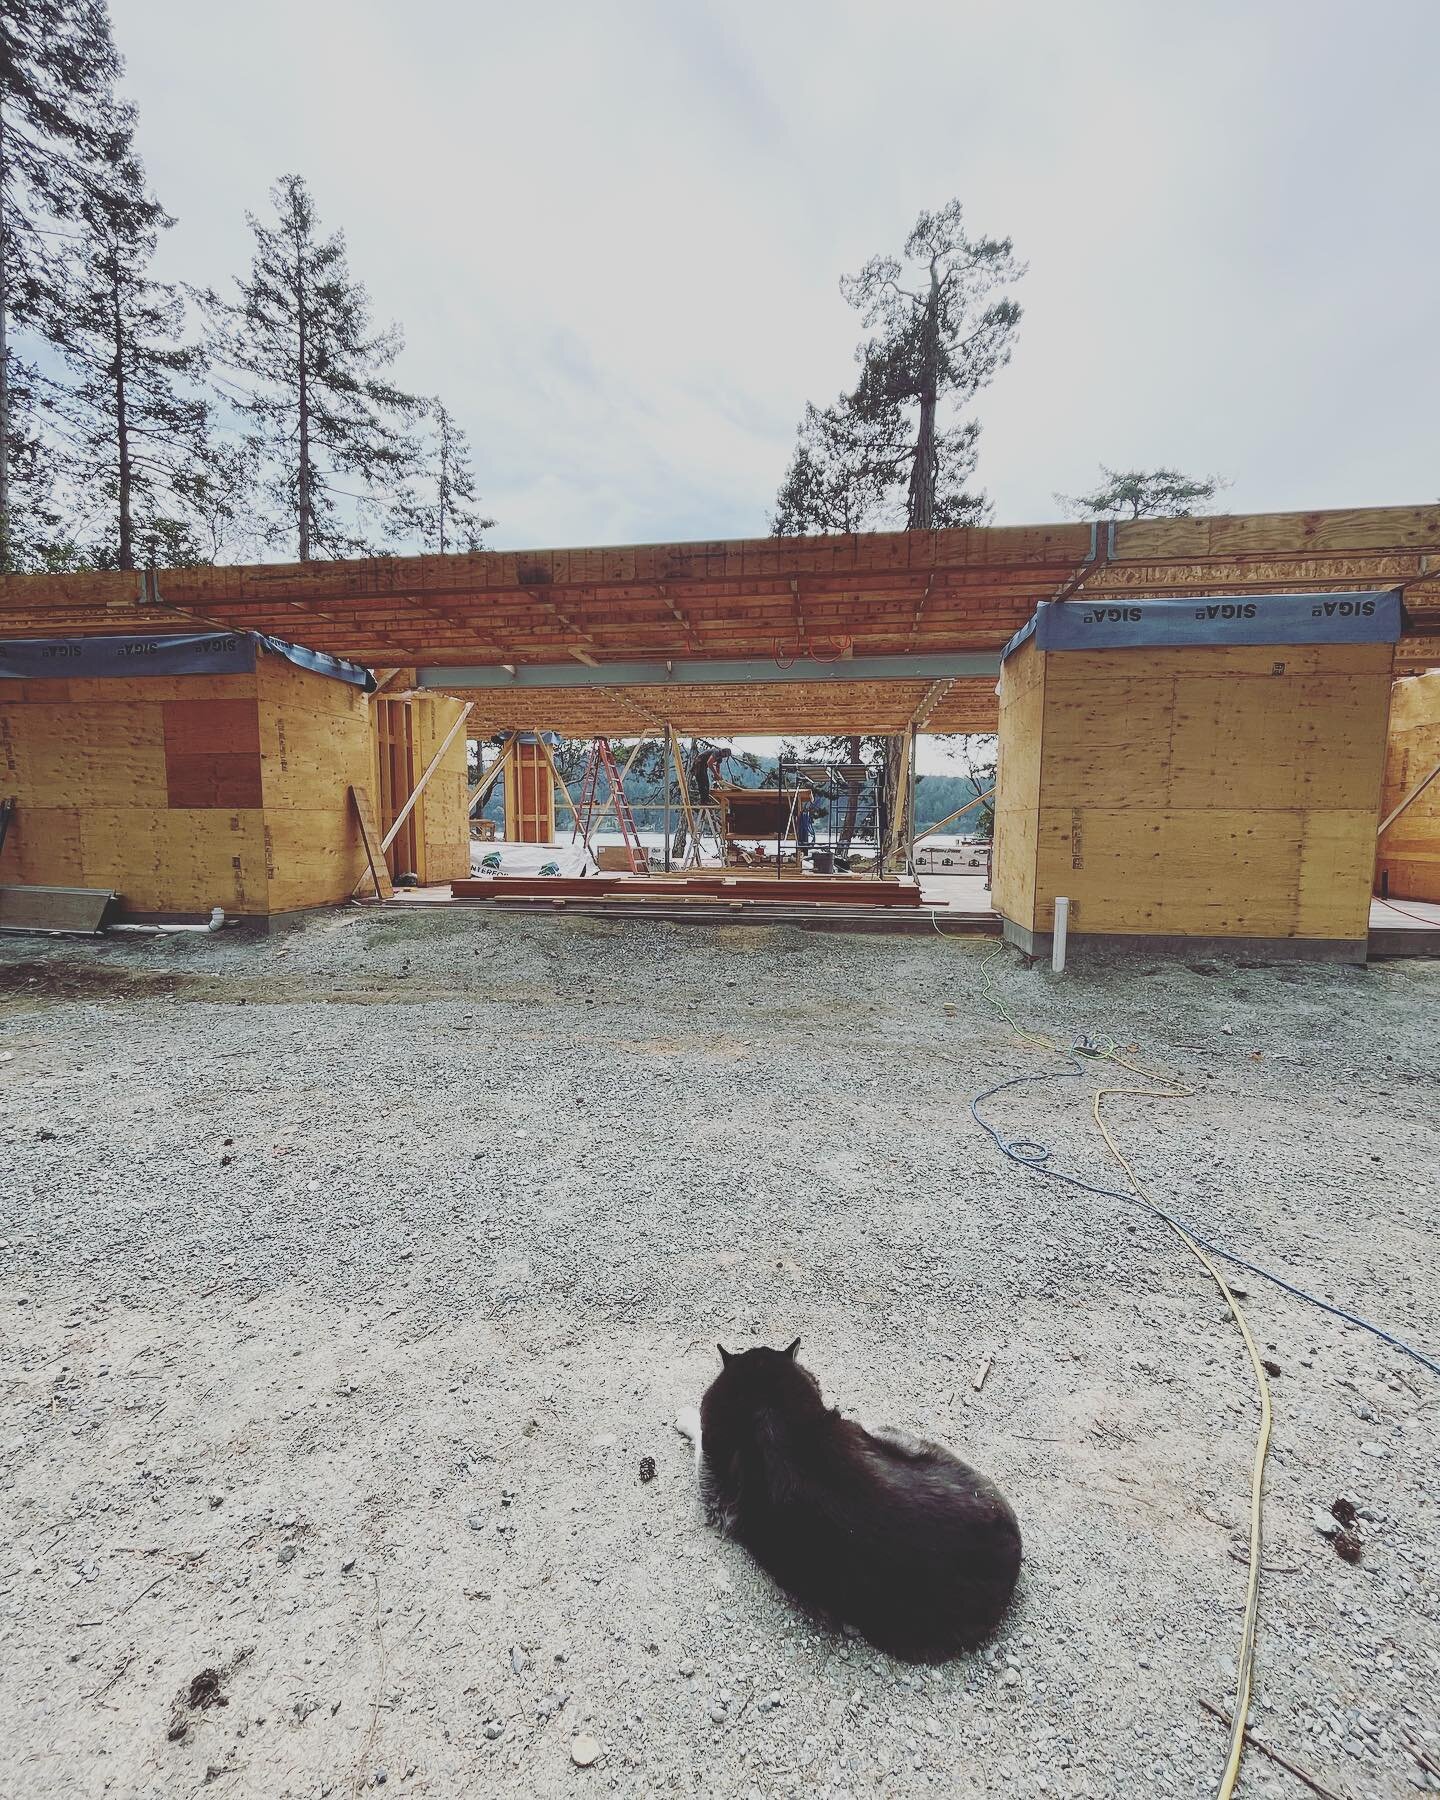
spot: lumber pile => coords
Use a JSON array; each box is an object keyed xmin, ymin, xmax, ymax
[{"xmin": 450, "ymin": 875, "xmax": 923, "ymax": 908}]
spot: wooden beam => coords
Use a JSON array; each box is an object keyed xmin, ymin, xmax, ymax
[
  {"xmin": 377, "ymin": 702, "xmax": 473, "ymax": 855},
  {"xmin": 466, "ymin": 738, "xmax": 513, "ymax": 816},
  {"xmin": 350, "ymin": 786, "xmax": 395, "ymax": 901},
  {"xmin": 1377, "ymin": 757, "xmax": 1440, "ymax": 836},
  {"xmin": 913, "ymin": 786, "xmax": 995, "ymax": 843}
]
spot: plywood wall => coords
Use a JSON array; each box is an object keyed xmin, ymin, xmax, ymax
[
  {"xmin": 410, "ymin": 697, "xmax": 470, "ymax": 882},
  {"xmin": 256, "ymin": 655, "xmax": 372, "ymax": 911},
  {"xmin": 1377, "ymin": 670, "xmax": 1440, "ymax": 901},
  {"xmin": 992, "ymin": 639, "xmax": 1393, "ymax": 943},
  {"xmin": 990, "ymin": 643, "xmax": 1044, "ymax": 934},
  {"xmin": 0, "ymin": 655, "xmax": 372, "ymax": 915}
]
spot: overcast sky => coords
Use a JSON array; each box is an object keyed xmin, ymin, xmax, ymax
[{"xmin": 111, "ymin": 0, "xmax": 1440, "ymax": 558}]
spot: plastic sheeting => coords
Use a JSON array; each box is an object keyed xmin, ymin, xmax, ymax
[
  {"xmin": 469, "ymin": 840, "xmax": 599, "ymax": 878},
  {"xmin": 1000, "ymin": 589, "xmax": 1403, "ymax": 662},
  {"xmin": 0, "ymin": 629, "xmax": 375, "ymax": 690}
]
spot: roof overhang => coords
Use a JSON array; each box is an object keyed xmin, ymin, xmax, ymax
[{"xmin": 1, "ymin": 504, "xmax": 1435, "ymax": 735}]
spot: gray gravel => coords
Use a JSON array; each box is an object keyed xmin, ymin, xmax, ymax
[{"xmin": 0, "ymin": 908, "xmax": 1437, "ymax": 1798}]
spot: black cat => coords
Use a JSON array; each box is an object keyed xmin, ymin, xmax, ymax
[{"xmin": 676, "ymin": 1340, "xmax": 1021, "ymax": 1660}]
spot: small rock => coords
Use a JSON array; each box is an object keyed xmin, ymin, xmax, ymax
[
  {"xmin": 208, "ymin": 1489, "xmax": 224, "ymax": 1508},
  {"xmin": 570, "ymin": 1735, "xmax": 601, "ymax": 1767},
  {"xmin": 277, "ymin": 1545, "xmax": 297, "ymax": 1564},
  {"xmin": 483, "ymin": 1721, "xmax": 503, "ymax": 1740},
  {"xmin": 1000, "ymin": 1668, "xmax": 1020, "ymax": 1688},
  {"xmin": 1312, "ymin": 1508, "xmax": 1340, "ymax": 1537},
  {"xmin": 679, "ymin": 1659, "xmax": 696, "ymax": 1678},
  {"xmin": 467, "ymin": 1515, "xmax": 485, "ymax": 1531},
  {"xmin": 1359, "ymin": 1443, "xmax": 1386, "ymax": 1458},
  {"xmin": 708, "ymin": 1700, "xmax": 729, "ymax": 1723},
  {"xmin": 510, "ymin": 1646, "xmax": 528, "ymax": 1675},
  {"xmin": 639, "ymin": 1456, "xmax": 657, "ymax": 1483},
  {"xmin": 341, "ymin": 1557, "xmax": 356, "ymax": 1573}
]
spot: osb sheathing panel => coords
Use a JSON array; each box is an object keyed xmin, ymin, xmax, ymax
[
  {"xmin": 990, "ymin": 641, "xmax": 1045, "ymax": 934},
  {"xmin": 254, "ymin": 656, "xmax": 370, "ymax": 903},
  {"xmin": 411, "ymin": 697, "xmax": 470, "ymax": 884},
  {"xmin": 993, "ymin": 638, "xmax": 1392, "ymax": 941},
  {"xmin": 0, "ymin": 655, "xmax": 371, "ymax": 914},
  {"xmin": 1378, "ymin": 670, "xmax": 1440, "ymax": 900},
  {"xmin": 0, "ymin": 700, "xmax": 170, "ymax": 807}
]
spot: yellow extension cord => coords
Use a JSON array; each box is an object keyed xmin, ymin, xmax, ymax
[
  {"xmin": 1091, "ymin": 1063, "xmax": 1273, "ymax": 1800},
  {"xmin": 958, "ymin": 934, "xmax": 1274, "ymax": 1800}
]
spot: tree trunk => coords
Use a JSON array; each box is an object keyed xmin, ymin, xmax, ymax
[
  {"xmin": 839, "ymin": 734, "xmax": 861, "ymax": 844},
  {"xmin": 0, "ymin": 98, "xmax": 11, "ymax": 574},
  {"xmin": 906, "ymin": 262, "xmax": 941, "ymax": 532},
  {"xmin": 111, "ymin": 259, "xmax": 133, "ymax": 570},
  {"xmin": 295, "ymin": 239, "xmax": 311, "ymax": 562},
  {"xmin": 437, "ymin": 413, "xmax": 448, "ymax": 554}
]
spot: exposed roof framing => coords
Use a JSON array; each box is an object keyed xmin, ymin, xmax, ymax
[{"xmin": 1, "ymin": 504, "xmax": 1435, "ymax": 735}]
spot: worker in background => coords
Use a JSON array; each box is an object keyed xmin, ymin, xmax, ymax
[
  {"xmin": 796, "ymin": 796, "xmax": 815, "ymax": 853},
  {"xmin": 689, "ymin": 745, "xmax": 729, "ymax": 805}
]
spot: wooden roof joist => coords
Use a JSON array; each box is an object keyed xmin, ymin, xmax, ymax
[
  {"xmin": 1, "ymin": 505, "xmax": 1435, "ymax": 689},
  {"xmin": 436, "ymin": 676, "xmax": 1001, "ymax": 739}
]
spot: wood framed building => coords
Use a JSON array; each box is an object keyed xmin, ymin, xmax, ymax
[
  {"xmin": 0, "ymin": 635, "xmax": 376, "ymax": 918},
  {"xmin": 0, "ymin": 505, "xmax": 1437, "ymax": 944},
  {"xmin": 991, "ymin": 594, "xmax": 1400, "ymax": 961},
  {"xmin": 371, "ymin": 691, "xmax": 470, "ymax": 884}
]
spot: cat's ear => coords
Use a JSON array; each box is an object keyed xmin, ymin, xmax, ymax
[
  {"xmin": 784, "ymin": 1337, "xmax": 801, "ymax": 1358},
  {"xmin": 717, "ymin": 1344, "xmax": 732, "ymax": 1366}
]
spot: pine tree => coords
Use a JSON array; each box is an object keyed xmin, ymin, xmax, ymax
[
  {"xmin": 0, "ymin": 0, "xmax": 129, "ymax": 568},
  {"xmin": 770, "ymin": 401, "xmax": 896, "ymax": 537},
  {"xmin": 389, "ymin": 397, "xmax": 494, "ymax": 553},
  {"xmin": 772, "ymin": 201, "xmax": 1023, "ymax": 863},
  {"xmin": 51, "ymin": 140, "xmax": 220, "ymax": 569},
  {"xmin": 203, "ymin": 173, "xmax": 421, "ymax": 561},
  {"xmin": 1056, "ymin": 465, "xmax": 1225, "ymax": 520},
  {"xmin": 772, "ymin": 200, "xmax": 1023, "ymax": 537},
  {"xmin": 0, "ymin": 351, "xmax": 74, "ymax": 565}
]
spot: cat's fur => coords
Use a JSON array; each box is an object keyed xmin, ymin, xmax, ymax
[{"xmin": 677, "ymin": 1340, "xmax": 1021, "ymax": 1660}]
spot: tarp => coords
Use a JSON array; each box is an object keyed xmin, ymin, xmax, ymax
[
  {"xmin": 0, "ymin": 630, "xmax": 375, "ymax": 690},
  {"xmin": 254, "ymin": 633, "xmax": 375, "ymax": 691},
  {"xmin": 1000, "ymin": 589, "xmax": 1403, "ymax": 662},
  {"xmin": 469, "ymin": 840, "xmax": 599, "ymax": 878}
]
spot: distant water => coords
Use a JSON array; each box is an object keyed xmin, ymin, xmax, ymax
[{"xmin": 579, "ymin": 827, "xmax": 980, "ymax": 851}]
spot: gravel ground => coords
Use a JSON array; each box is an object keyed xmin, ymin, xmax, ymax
[{"xmin": 0, "ymin": 908, "xmax": 1437, "ymax": 1800}]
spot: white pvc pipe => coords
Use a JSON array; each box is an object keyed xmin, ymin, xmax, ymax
[
  {"xmin": 110, "ymin": 907, "xmax": 227, "ymax": 936},
  {"xmin": 1052, "ymin": 896, "xmax": 1070, "ymax": 974}
]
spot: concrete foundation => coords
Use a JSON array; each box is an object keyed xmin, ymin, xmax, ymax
[{"xmin": 999, "ymin": 914, "xmax": 1367, "ymax": 966}]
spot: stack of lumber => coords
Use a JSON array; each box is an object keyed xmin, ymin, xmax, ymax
[{"xmin": 450, "ymin": 875, "xmax": 923, "ymax": 908}]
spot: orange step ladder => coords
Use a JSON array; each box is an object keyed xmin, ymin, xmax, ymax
[{"xmin": 572, "ymin": 738, "xmax": 647, "ymax": 873}]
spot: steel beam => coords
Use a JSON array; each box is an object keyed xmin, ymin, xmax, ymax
[{"xmin": 416, "ymin": 652, "xmax": 1002, "ymax": 691}]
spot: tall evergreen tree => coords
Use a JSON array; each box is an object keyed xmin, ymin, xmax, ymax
[
  {"xmin": 203, "ymin": 174, "xmax": 421, "ymax": 561},
  {"xmin": 0, "ymin": 0, "xmax": 129, "ymax": 567},
  {"xmin": 389, "ymin": 397, "xmax": 494, "ymax": 553},
  {"xmin": 772, "ymin": 201, "xmax": 1022, "ymax": 861},
  {"xmin": 1056, "ymin": 465, "xmax": 1225, "ymax": 520},
  {"xmin": 770, "ymin": 401, "xmax": 897, "ymax": 537},
  {"xmin": 51, "ymin": 143, "xmax": 219, "ymax": 569},
  {"xmin": 0, "ymin": 350, "xmax": 73, "ymax": 565},
  {"xmin": 772, "ymin": 200, "xmax": 1023, "ymax": 537}
]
